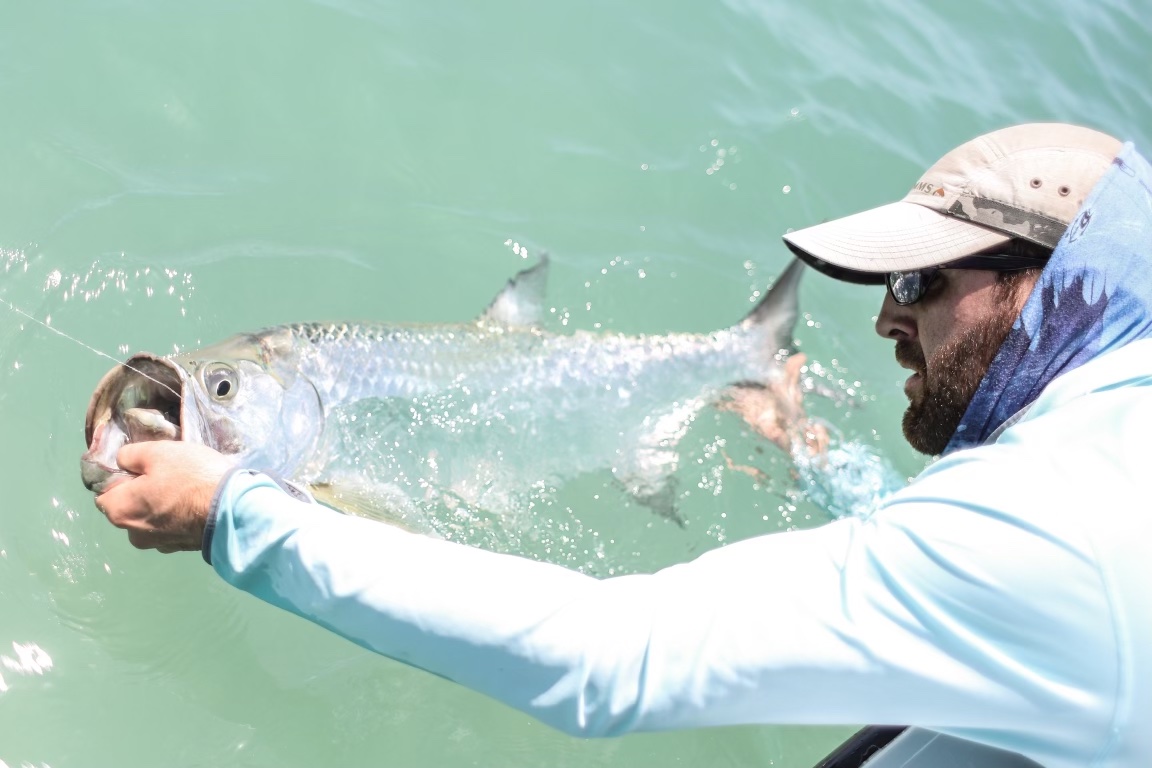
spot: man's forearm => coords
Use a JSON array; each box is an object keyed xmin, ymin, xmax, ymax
[{"xmin": 204, "ymin": 468, "xmax": 1109, "ymax": 746}]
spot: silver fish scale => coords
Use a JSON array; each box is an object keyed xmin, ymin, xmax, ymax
[
  {"xmin": 301, "ymin": 322, "xmax": 777, "ymax": 523},
  {"xmin": 285, "ymin": 322, "xmax": 536, "ymax": 404},
  {"xmin": 283, "ymin": 321, "xmax": 769, "ymax": 418},
  {"xmin": 293, "ymin": 322, "xmax": 407, "ymax": 346}
]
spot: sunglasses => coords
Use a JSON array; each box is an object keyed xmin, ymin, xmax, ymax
[{"xmin": 886, "ymin": 253, "xmax": 1049, "ymax": 306}]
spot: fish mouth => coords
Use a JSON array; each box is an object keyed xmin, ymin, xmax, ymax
[{"xmin": 81, "ymin": 354, "xmax": 187, "ymax": 493}]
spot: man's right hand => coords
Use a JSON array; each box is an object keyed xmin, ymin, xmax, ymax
[
  {"xmin": 720, "ymin": 353, "xmax": 830, "ymax": 455},
  {"xmin": 94, "ymin": 442, "xmax": 236, "ymax": 554}
]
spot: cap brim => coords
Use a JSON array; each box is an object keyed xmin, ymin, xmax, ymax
[{"xmin": 782, "ymin": 201, "xmax": 1012, "ymax": 284}]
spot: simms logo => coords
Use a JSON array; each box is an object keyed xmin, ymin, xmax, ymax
[{"xmin": 913, "ymin": 181, "xmax": 947, "ymax": 197}]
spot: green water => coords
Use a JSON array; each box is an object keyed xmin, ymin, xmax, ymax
[{"xmin": 0, "ymin": 1, "xmax": 1148, "ymax": 765}]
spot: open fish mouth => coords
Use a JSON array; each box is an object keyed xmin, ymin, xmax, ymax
[{"xmin": 81, "ymin": 354, "xmax": 186, "ymax": 493}]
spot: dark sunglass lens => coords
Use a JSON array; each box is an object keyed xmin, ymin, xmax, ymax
[
  {"xmin": 887, "ymin": 271, "xmax": 922, "ymax": 305},
  {"xmin": 886, "ymin": 267, "xmax": 940, "ymax": 305}
]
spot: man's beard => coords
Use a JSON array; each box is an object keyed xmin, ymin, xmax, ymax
[{"xmin": 896, "ymin": 310, "xmax": 1018, "ymax": 456}]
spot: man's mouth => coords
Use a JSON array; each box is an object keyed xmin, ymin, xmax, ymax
[{"xmin": 894, "ymin": 341, "xmax": 927, "ymax": 400}]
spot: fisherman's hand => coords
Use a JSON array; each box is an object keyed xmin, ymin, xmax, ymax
[
  {"xmin": 720, "ymin": 353, "xmax": 830, "ymax": 456},
  {"xmin": 94, "ymin": 442, "xmax": 234, "ymax": 554}
]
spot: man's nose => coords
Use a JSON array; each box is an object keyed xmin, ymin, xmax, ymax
[{"xmin": 875, "ymin": 291, "xmax": 916, "ymax": 341}]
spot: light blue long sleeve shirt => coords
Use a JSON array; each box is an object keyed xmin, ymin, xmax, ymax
[{"xmin": 205, "ymin": 336, "xmax": 1152, "ymax": 768}]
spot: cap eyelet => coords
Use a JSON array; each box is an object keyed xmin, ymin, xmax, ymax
[
  {"xmin": 1058, "ymin": 185, "xmax": 1071, "ymax": 196},
  {"xmin": 1030, "ymin": 178, "xmax": 1043, "ymax": 188}
]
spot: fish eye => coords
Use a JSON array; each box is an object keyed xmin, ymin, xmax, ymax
[{"xmin": 202, "ymin": 363, "xmax": 239, "ymax": 401}]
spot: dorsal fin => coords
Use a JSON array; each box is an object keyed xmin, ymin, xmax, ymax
[{"xmin": 479, "ymin": 255, "xmax": 550, "ymax": 328}]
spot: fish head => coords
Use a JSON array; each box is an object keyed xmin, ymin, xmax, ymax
[{"xmin": 82, "ymin": 330, "xmax": 324, "ymax": 493}]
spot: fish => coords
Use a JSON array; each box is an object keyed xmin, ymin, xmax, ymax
[{"xmin": 82, "ymin": 256, "xmax": 805, "ymax": 531}]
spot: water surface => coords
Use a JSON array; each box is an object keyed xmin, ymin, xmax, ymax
[{"xmin": 0, "ymin": 2, "xmax": 1148, "ymax": 765}]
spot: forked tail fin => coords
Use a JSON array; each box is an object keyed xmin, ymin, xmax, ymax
[{"xmin": 616, "ymin": 258, "xmax": 806, "ymax": 522}]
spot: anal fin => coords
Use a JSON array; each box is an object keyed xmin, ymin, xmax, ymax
[{"xmin": 611, "ymin": 398, "xmax": 705, "ymax": 527}]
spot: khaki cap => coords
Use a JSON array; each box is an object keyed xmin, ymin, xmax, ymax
[{"xmin": 783, "ymin": 123, "xmax": 1122, "ymax": 284}]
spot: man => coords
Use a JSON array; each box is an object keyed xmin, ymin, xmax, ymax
[{"xmin": 94, "ymin": 123, "xmax": 1152, "ymax": 767}]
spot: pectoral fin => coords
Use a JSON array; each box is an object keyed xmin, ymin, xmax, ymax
[
  {"xmin": 307, "ymin": 476, "xmax": 437, "ymax": 535},
  {"xmin": 612, "ymin": 463, "xmax": 683, "ymax": 526}
]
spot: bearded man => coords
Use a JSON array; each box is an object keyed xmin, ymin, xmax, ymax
[{"xmin": 94, "ymin": 123, "xmax": 1152, "ymax": 768}]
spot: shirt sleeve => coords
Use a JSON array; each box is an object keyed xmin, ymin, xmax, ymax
[{"xmin": 206, "ymin": 461, "xmax": 1116, "ymax": 753}]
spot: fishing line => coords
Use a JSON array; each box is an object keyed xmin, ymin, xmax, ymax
[{"xmin": 0, "ymin": 296, "xmax": 182, "ymax": 399}]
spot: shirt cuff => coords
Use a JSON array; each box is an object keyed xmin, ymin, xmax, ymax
[{"xmin": 201, "ymin": 468, "xmax": 316, "ymax": 565}]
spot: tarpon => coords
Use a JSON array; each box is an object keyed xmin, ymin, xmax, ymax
[{"xmin": 82, "ymin": 257, "xmax": 805, "ymax": 531}]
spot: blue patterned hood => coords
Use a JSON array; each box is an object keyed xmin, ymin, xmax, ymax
[{"xmin": 945, "ymin": 141, "xmax": 1152, "ymax": 455}]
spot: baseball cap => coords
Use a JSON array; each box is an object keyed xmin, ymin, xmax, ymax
[{"xmin": 782, "ymin": 123, "xmax": 1123, "ymax": 284}]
